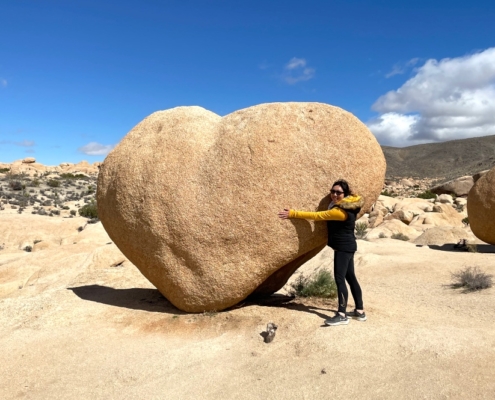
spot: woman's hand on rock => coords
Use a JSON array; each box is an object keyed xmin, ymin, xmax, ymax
[{"xmin": 278, "ymin": 208, "xmax": 291, "ymax": 219}]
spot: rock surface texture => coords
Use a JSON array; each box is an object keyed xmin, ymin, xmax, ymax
[
  {"xmin": 97, "ymin": 103, "xmax": 386, "ymax": 312},
  {"xmin": 468, "ymin": 166, "xmax": 495, "ymax": 245}
]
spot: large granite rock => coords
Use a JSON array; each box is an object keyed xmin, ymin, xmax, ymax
[
  {"xmin": 431, "ymin": 175, "xmax": 474, "ymax": 197},
  {"xmin": 468, "ymin": 167, "xmax": 495, "ymax": 244},
  {"xmin": 97, "ymin": 103, "xmax": 386, "ymax": 312}
]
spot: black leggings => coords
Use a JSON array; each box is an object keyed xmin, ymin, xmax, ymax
[{"xmin": 334, "ymin": 251, "xmax": 363, "ymax": 313}]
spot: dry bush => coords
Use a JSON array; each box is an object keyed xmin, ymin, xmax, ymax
[{"xmin": 450, "ymin": 267, "xmax": 493, "ymax": 292}]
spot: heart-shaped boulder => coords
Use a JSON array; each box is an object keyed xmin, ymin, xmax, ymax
[{"xmin": 97, "ymin": 103, "xmax": 386, "ymax": 312}]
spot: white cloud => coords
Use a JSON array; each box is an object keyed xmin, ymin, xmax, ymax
[
  {"xmin": 367, "ymin": 113, "xmax": 419, "ymax": 147},
  {"xmin": 368, "ymin": 48, "xmax": 495, "ymax": 147},
  {"xmin": 78, "ymin": 142, "xmax": 114, "ymax": 156},
  {"xmin": 0, "ymin": 139, "xmax": 35, "ymax": 147},
  {"xmin": 15, "ymin": 140, "xmax": 35, "ymax": 147},
  {"xmin": 282, "ymin": 57, "xmax": 315, "ymax": 84},
  {"xmin": 385, "ymin": 58, "xmax": 420, "ymax": 78}
]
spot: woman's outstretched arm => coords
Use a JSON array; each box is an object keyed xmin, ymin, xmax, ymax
[{"xmin": 277, "ymin": 208, "xmax": 347, "ymax": 221}]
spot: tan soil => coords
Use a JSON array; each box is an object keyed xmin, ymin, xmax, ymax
[{"xmin": 1, "ymin": 215, "xmax": 494, "ymax": 399}]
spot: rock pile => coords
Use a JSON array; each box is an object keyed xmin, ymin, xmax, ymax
[
  {"xmin": 97, "ymin": 103, "xmax": 386, "ymax": 312},
  {"xmin": 2, "ymin": 160, "xmax": 100, "ymax": 176}
]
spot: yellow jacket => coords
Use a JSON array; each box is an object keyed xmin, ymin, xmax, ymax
[{"xmin": 288, "ymin": 195, "xmax": 364, "ymax": 221}]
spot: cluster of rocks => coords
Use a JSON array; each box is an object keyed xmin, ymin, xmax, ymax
[
  {"xmin": 382, "ymin": 177, "xmax": 437, "ymax": 197},
  {"xmin": 383, "ymin": 169, "xmax": 489, "ymax": 198},
  {"xmin": 358, "ymin": 194, "xmax": 470, "ymax": 244},
  {"xmin": 0, "ymin": 158, "xmax": 100, "ymax": 177}
]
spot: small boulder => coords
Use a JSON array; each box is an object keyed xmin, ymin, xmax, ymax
[
  {"xmin": 22, "ymin": 157, "xmax": 36, "ymax": 164},
  {"xmin": 436, "ymin": 194, "xmax": 454, "ymax": 205},
  {"xmin": 473, "ymin": 170, "xmax": 489, "ymax": 183},
  {"xmin": 431, "ymin": 176, "xmax": 474, "ymax": 197},
  {"xmin": 413, "ymin": 226, "xmax": 473, "ymax": 246},
  {"xmin": 467, "ymin": 167, "xmax": 495, "ymax": 245}
]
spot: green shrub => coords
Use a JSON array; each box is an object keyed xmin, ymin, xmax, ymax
[
  {"xmin": 0, "ymin": 168, "xmax": 10, "ymax": 173},
  {"xmin": 380, "ymin": 190, "xmax": 397, "ymax": 197},
  {"xmin": 466, "ymin": 243, "xmax": 478, "ymax": 253},
  {"xmin": 79, "ymin": 202, "xmax": 98, "ymax": 219},
  {"xmin": 289, "ymin": 269, "xmax": 337, "ymax": 298},
  {"xmin": 391, "ymin": 233, "xmax": 409, "ymax": 241},
  {"xmin": 450, "ymin": 267, "xmax": 493, "ymax": 292},
  {"xmin": 355, "ymin": 222, "xmax": 368, "ymax": 239},
  {"xmin": 60, "ymin": 173, "xmax": 88, "ymax": 180},
  {"xmin": 70, "ymin": 209, "xmax": 77, "ymax": 216},
  {"xmin": 378, "ymin": 232, "xmax": 387, "ymax": 239},
  {"xmin": 9, "ymin": 180, "xmax": 23, "ymax": 191},
  {"xmin": 47, "ymin": 179, "xmax": 60, "ymax": 188},
  {"xmin": 417, "ymin": 190, "xmax": 436, "ymax": 199},
  {"xmin": 24, "ymin": 245, "xmax": 32, "ymax": 252},
  {"xmin": 462, "ymin": 217, "xmax": 469, "ymax": 225}
]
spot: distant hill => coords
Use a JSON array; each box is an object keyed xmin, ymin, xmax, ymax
[{"xmin": 382, "ymin": 135, "xmax": 495, "ymax": 181}]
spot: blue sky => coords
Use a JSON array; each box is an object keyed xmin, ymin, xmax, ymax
[{"xmin": 1, "ymin": 0, "xmax": 495, "ymax": 165}]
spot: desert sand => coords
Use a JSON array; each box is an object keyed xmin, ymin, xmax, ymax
[{"xmin": 1, "ymin": 213, "xmax": 494, "ymax": 400}]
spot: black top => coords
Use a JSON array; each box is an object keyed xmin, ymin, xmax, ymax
[{"xmin": 326, "ymin": 206, "xmax": 360, "ymax": 252}]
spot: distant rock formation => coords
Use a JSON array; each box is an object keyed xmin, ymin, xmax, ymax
[
  {"xmin": 0, "ymin": 160, "xmax": 100, "ymax": 176},
  {"xmin": 468, "ymin": 166, "xmax": 495, "ymax": 245},
  {"xmin": 97, "ymin": 103, "xmax": 386, "ymax": 312}
]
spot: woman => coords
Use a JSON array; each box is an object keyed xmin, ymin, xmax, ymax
[{"xmin": 278, "ymin": 179, "xmax": 366, "ymax": 326}]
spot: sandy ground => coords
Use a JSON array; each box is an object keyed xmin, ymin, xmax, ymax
[{"xmin": 1, "ymin": 215, "xmax": 495, "ymax": 399}]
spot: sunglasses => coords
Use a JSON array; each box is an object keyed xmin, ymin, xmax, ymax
[{"xmin": 330, "ymin": 190, "xmax": 344, "ymax": 195}]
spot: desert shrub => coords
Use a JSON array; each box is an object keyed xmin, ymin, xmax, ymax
[
  {"xmin": 289, "ymin": 269, "xmax": 337, "ymax": 298},
  {"xmin": 43, "ymin": 200, "xmax": 52, "ymax": 206},
  {"xmin": 70, "ymin": 209, "xmax": 77, "ymax": 216},
  {"xmin": 24, "ymin": 245, "xmax": 32, "ymax": 252},
  {"xmin": 466, "ymin": 243, "xmax": 478, "ymax": 253},
  {"xmin": 355, "ymin": 222, "xmax": 368, "ymax": 239},
  {"xmin": 462, "ymin": 217, "xmax": 469, "ymax": 225},
  {"xmin": 391, "ymin": 232, "xmax": 409, "ymax": 241},
  {"xmin": 62, "ymin": 205, "xmax": 70, "ymax": 210},
  {"xmin": 60, "ymin": 173, "xmax": 88, "ymax": 180},
  {"xmin": 9, "ymin": 180, "xmax": 23, "ymax": 191},
  {"xmin": 47, "ymin": 179, "xmax": 60, "ymax": 188},
  {"xmin": 50, "ymin": 209, "xmax": 60, "ymax": 216},
  {"xmin": 417, "ymin": 190, "xmax": 436, "ymax": 199},
  {"xmin": 34, "ymin": 239, "xmax": 42, "ymax": 244},
  {"xmin": 79, "ymin": 202, "xmax": 98, "ymax": 219},
  {"xmin": 450, "ymin": 267, "xmax": 493, "ymax": 292},
  {"xmin": 0, "ymin": 168, "xmax": 10, "ymax": 173},
  {"xmin": 378, "ymin": 232, "xmax": 387, "ymax": 239},
  {"xmin": 380, "ymin": 190, "xmax": 397, "ymax": 197}
]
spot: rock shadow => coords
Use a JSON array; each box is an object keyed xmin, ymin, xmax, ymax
[
  {"xmin": 246, "ymin": 294, "xmax": 335, "ymax": 322},
  {"xmin": 68, "ymin": 285, "xmax": 187, "ymax": 315},
  {"xmin": 426, "ymin": 244, "xmax": 495, "ymax": 253}
]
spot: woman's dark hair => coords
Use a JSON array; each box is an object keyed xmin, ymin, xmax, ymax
[{"xmin": 332, "ymin": 179, "xmax": 351, "ymax": 197}]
